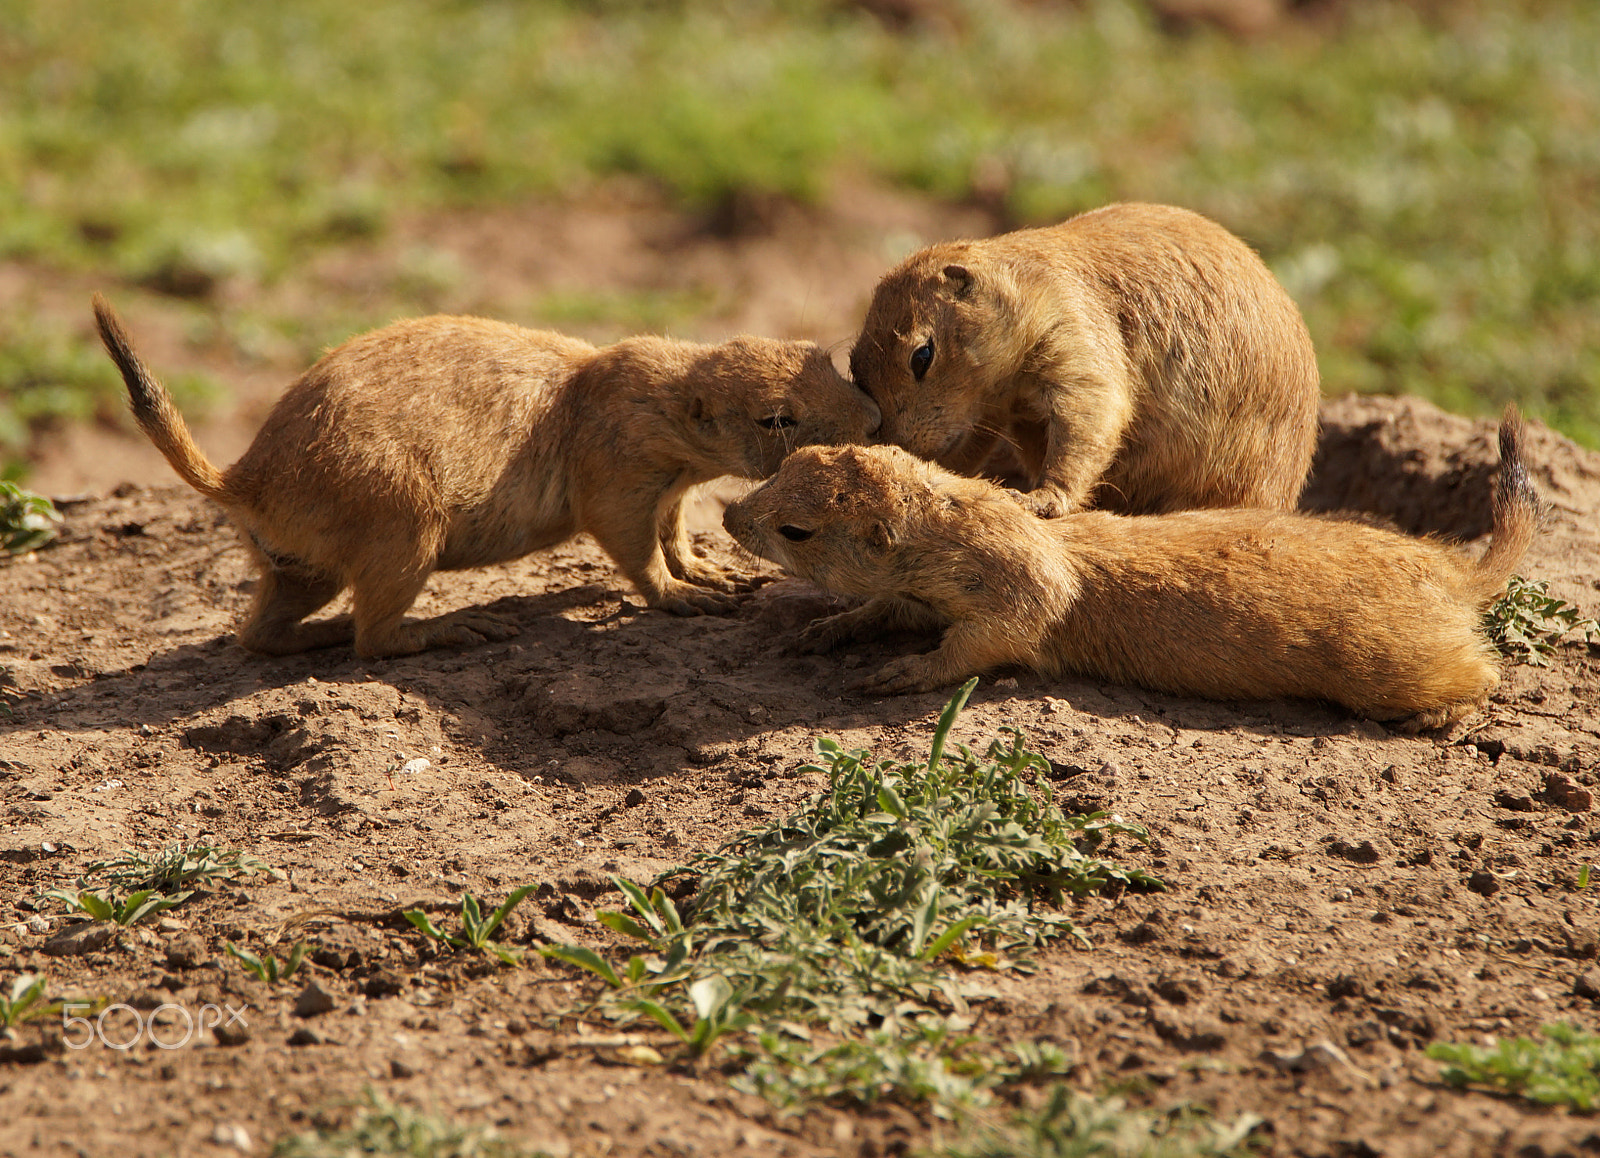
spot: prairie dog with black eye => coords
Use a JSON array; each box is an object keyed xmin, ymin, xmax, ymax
[
  {"xmin": 93, "ymin": 296, "xmax": 879, "ymax": 658},
  {"xmin": 850, "ymin": 202, "xmax": 1320, "ymax": 518},
  {"xmin": 723, "ymin": 410, "xmax": 1538, "ymax": 731}
]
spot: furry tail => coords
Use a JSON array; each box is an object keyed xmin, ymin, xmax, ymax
[
  {"xmin": 92, "ymin": 293, "xmax": 226, "ymax": 498},
  {"xmin": 1469, "ymin": 404, "xmax": 1543, "ymax": 605}
]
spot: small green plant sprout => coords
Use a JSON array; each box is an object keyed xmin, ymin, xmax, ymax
[
  {"xmin": 0, "ymin": 974, "xmax": 64, "ymax": 1033},
  {"xmin": 542, "ymin": 876, "xmax": 695, "ymax": 992},
  {"xmin": 1486, "ymin": 575, "xmax": 1599, "ymax": 666},
  {"xmin": 0, "ymin": 482, "xmax": 60, "ymax": 555},
  {"xmin": 273, "ymin": 1088, "xmax": 551, "ymax": 1158},
  {"xmin": 1578, "ymin": 863, "xmax": 1593, "ymax": 890},
  {"xmin": 1428, "ymin": 1023, "xmax": 1600, "ymax": 1111},
  {"xmin": 626, "ymin": 973, "xmax": 756, "ymax": 1060},
  {"xmin": 403, "ymin": 885, "xmax": 536, "ymax": 966},
  {"xmin": 225, "ymin": 941, "xmax": 307, "ymax": 986},
  {"xmin": 85, "ymin": 843, "xmax": 275, "ymax": 892},
  {"xmin": 544, "ymin": 914, "xmax": 751, "ymax": 1058},
  {"xmin": 42, "ymin": 886, "xmax": 191, "ymax": 927}
]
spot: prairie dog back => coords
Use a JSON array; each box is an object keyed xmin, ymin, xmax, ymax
[
  {"xmin": 93, "ymin": 297, "xmax": 878, "ymax": 657},
  {"xmin": 724, "ymin": 411, "xmax": 1538, "ymax": 729},
  {"xmin": 849, "ymin": 202, "xmax": 1321, "ymax": 517}
]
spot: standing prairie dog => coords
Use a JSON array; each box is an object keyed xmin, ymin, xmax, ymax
[
  {"xmin": 723, "ymin": 410, "xmax": 1539, "ymax": 730},
  {"xmin": 849, "ymin": 202, "xmax": 1321, "ymax": 518},
  {"xmin": 93, "ymin": 297, "xmax": 879, "ymax": 658}
]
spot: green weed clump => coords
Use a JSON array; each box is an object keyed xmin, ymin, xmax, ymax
[
  {"xmin": 273, "ymin": 1089, "xmax": 552, "ymax": 1158},
  {"xmin": 665, "ymin": 682, "xmax": 1159, "ymax": 1018},
  {"xmin": 39, "ymin": 842, "xmax": 277, "ymax": 928},
  {"xmin": 551, "ymin": 681, "xmax": 1157, "ymax": 1034},
  {"xmin": 1428, "ymin": 1024, "xmax": 1600, "ymax": 1111},
  {"xmin": 1486, "ymin": 575, "xmax": 1599, "ymax": 666},
  {"xmin": 0, "ymin": 974, "xmax": 63, "ymax": 1032},
  {"xmin": 936, "ymin": 1084, "xmax": 1261, "ymax": 1158},
  {"xmin": 542, "ymin": 679, "xmax": 1165, "ymax": 1128},
  {"xmin": 86, "ymin": 842, "xmax": 275, "ymax": 892},
  {"xmin": 736, "ymin": 1025, "xmax": 1077, "ymax": 1118},
  {"xmin": 41, "ymin": 886, "xmax": 191, "ymax": 927},
  {"xmin": 0, "ymin": 482, "xmax": 60, "ymax": 554}
]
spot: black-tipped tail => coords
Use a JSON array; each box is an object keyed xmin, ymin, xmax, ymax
[
  {"xmin": 92, "ymin": 294, "xmax": 225, "ymax": 498},
  {"xmin": 1473, "ymin": 404, "xmax": 1543, "ymax": 604}
]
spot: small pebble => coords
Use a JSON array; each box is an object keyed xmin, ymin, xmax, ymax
[
  {"xmin": 210, "ymin": 1124, "xmax": 253, "ymax": 1153},
  {"xmin": 294, "ymin": 981, "xmax": 337, "ymax": 1018}
]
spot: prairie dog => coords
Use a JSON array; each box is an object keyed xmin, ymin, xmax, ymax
[
  {"xmin": 723, "ymin": 411, "xmax": 1539, "ymax": 729},
  {"xmin": 93, "ymin": 297, "xmax": 879, "ymax": 658},
  {"xmin": 849, "ymin": 202, "xmax": 1320, "ymax": 518}
]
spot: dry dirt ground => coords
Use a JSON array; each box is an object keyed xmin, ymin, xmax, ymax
[{"xmin": 3, "ymin": 194, "xmax": 1600, "ymax": 1158}]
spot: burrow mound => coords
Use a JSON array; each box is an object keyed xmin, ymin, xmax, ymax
[{"xmin": 1304, "ymin": 393, "xmax": 1600, "ymax": 548}]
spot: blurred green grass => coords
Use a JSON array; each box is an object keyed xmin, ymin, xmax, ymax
[{"xmin": 1, "ymin": 0, "xmax": 1596, "ymax": 469}]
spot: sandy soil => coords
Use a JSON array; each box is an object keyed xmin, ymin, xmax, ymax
[{"xmin": 3, "ymin": 193, "xmax": 1599, "ymax": 1158}]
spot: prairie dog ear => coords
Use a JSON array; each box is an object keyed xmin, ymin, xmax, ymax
[
  {"xmin": 941, "ymin": 264, "xmax": 973, "ymax": 298},
  {"xmin": 866, "ymin": 521, "xmax": 895, "ymax": 553},
  {"xmin": 687, "ymin": 395, "xmax": 712, "ymax": 427}
]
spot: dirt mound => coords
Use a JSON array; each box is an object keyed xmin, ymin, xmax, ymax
[{"xmin": 2, "ymin": 393, "xmax": 1598, "ymax": 1158}]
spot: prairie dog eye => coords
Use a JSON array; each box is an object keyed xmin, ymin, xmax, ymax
[
  {"xmin": 909, "ymin": 338, "xmax": 934, "ymax": 381},
  {"xmin": 758, "ymin": 415, "xmax": 798, "ymax": 430},
  {"xmin": 778, "ymin": 525, "xmax": 813, "ymax": 542}
]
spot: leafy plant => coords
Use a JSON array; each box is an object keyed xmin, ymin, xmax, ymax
[
  {"xmin": 1486, "ymin": 575, "xmax": 1599, "ymax": 665},
  {"xmin": 33, "ymin": 843, "xmax": 272, "ymax": 930},
  {"xmin": 0, "ymin": 974, "xmax": 63, "ymax": 1032},
  {"xmin": 543, "ymin": 680, "xmax": 1159, "ymax": 1081},
  {"xmin": 42, "ymin": 886, "xmax": 191, "ymax": 927},
  {"xmin": 1428, "ymin": 1023, "xmax": 1600, "ymax": 1111},
  {"xmin": 404, "ymin": 886, "xmax": 536, "ymax": 966},
  {"xmin": 541, "ymin": 879, "xmax": 694, "ymax": 995},
  {"xmin": 627, "ymin": 973, "xmax": 756, "ymax": 1060},
  {"xmin": 273, "ymin": 1088, "xmax": 551, "ymax": 1158},
  {"xmin": 735, "ymin": 1020, "xmax": 1076, "ymax": 1119},
  {"xmin": 225, "ymin": 941, "xmax": 307, "ymax": 987},
  {"xmin": 0, "ymin": 482, "xmax": 60, "ymax": 555},
  {"xmin": 85, "ymin": 843, "xmax": 275, "ymax": 893},
  {"xmin": 936, "ymin": 1083, "xmax": 1261, "ymax": 1158},
  {"xmin": 541, "ymin": 881, "xmax": 742, "ymax": 1056},
  {"xmin": 656, "ymin": 678, "xmax": 1160, "ymax": 1025}
]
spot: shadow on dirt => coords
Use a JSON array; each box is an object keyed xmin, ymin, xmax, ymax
[{"xmin": 1300, "ymin": 396, "xmax": 1501, "ymax": 539}]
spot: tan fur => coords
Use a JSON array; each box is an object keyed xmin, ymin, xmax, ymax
[
  {"xmin": 723, "ymin": 410, "xmax": 1539, "ymax": 729},
  {"xmin": 93, "ymin": 296, "xmax": 879, "ymax": 658},
  {"xmin": 850, "ymin": 202, "xmax": 1321, "ymax": 517}
]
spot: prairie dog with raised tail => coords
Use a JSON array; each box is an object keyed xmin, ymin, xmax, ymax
[
  {"xmin": 724, "ymin": 409, "xmax": 1538, "ymax": 730},
  {"xmin": 94, "ymin": 296, "xmax": 879, "ymax": 657}
]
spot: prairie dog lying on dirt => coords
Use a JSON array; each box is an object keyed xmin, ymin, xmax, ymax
[
  {"xmin": 93, "ymin": 296, "xmax": 879, "ymax": 658},
  {"xmin": 849, "ymin": 202, "xmax": 1320, "ymax": 518},
  {"xmin": 723, "ymin": 411, "xmax": 1539, "ymax": 729}
]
